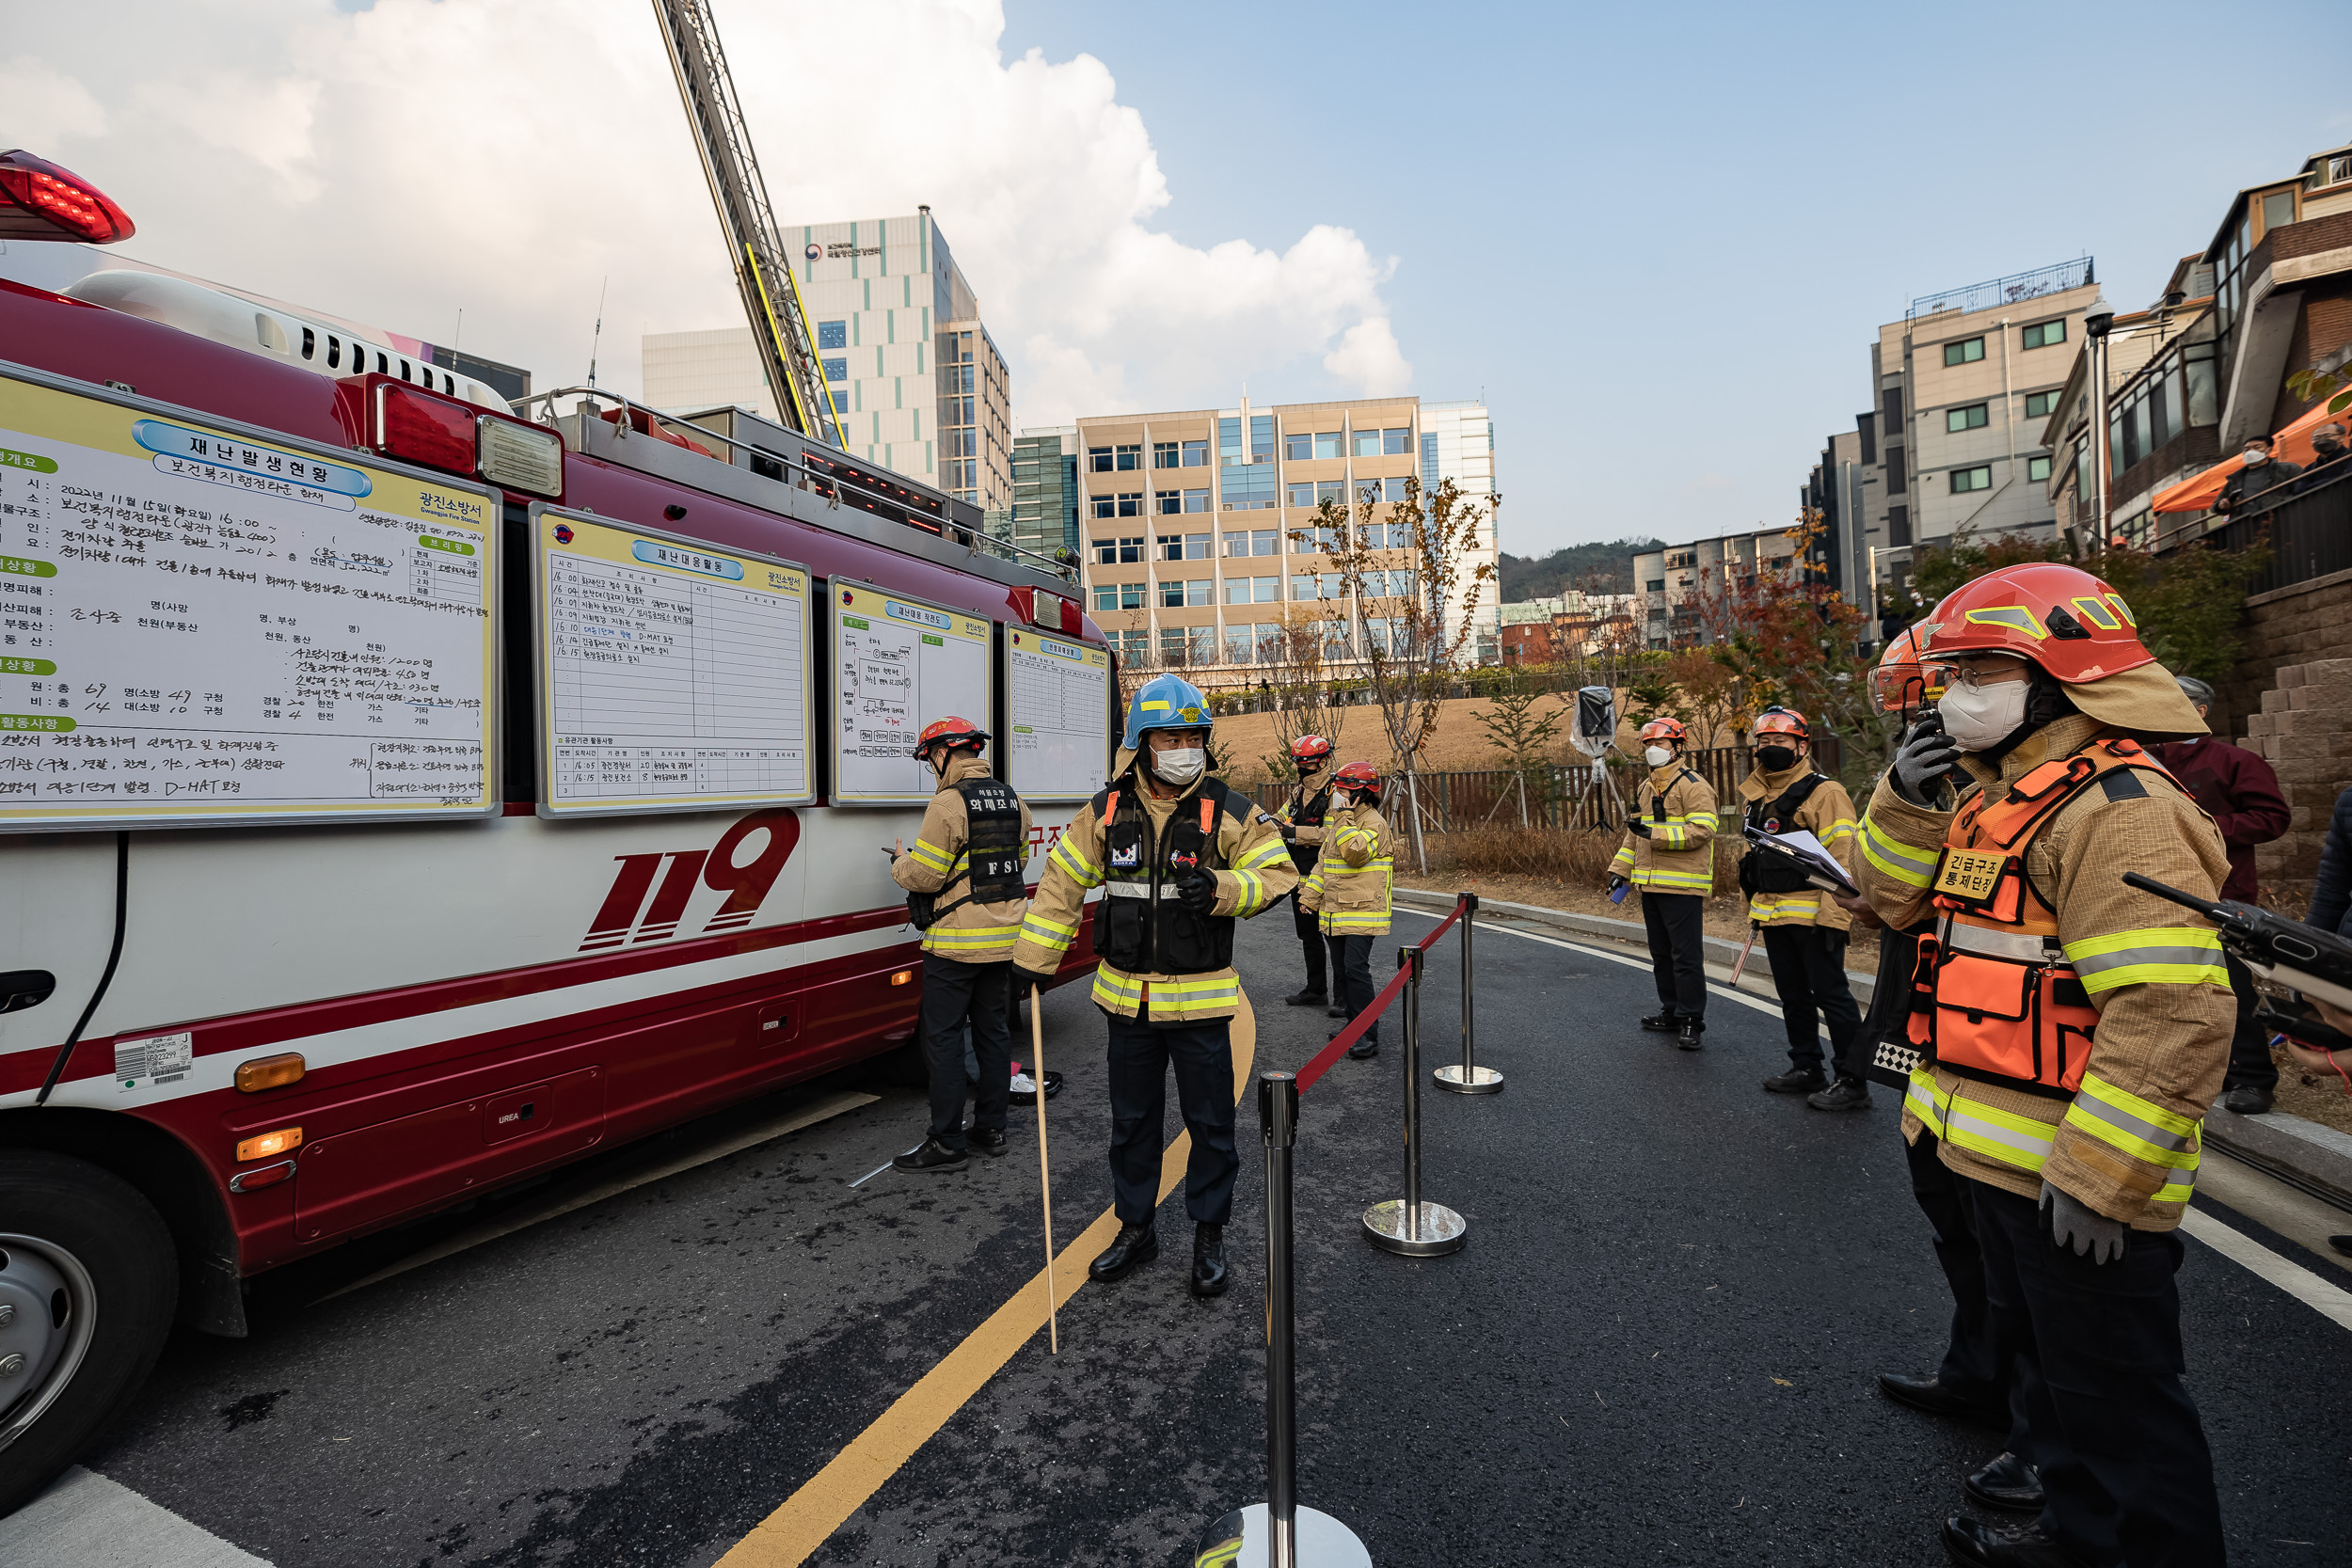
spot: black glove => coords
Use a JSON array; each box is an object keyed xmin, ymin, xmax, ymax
[
  {"xmin": 1014, "ymin": 963, "xmax": 1057, "ymax": 996},
  {"xmin": 1175, "ymin": 866, "xmax": 1220, "ymax": 914},
  {"xmin": 1890, "ymin": 717, "xmax": 1963, "ymax": 807},
  {"xmin": 1607, "ymin": 875, "xmax": 1629, "ymax": 895},
  {"xmin": 1626, "ymin": 815, "xmax": 1652, "ymax": 839}
]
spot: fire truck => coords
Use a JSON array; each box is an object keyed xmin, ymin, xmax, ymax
[{"xmin": 0, "ymin": 149, "xmax": 1111, "ymax": 1512}]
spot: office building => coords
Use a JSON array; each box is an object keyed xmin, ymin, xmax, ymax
[
  {"xmin": 1073, "ymin": 392, "xmax": 1501, "ymax": 687},
  {"xmin": 1802, "ymin": 427, "xmax": 1876, "ymax": 627},
  {"xmin": 640, "ymin": 207, "xmax": 1010, "ymax": 509},
  {"xmin": 1010, "ymin": 428, "xmax": 1081, "ymax": 564}
]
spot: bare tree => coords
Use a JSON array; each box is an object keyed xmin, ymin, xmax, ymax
[{"xmin": 1255, "ymin": 607, "xmax": 1345, "ymax": 778}]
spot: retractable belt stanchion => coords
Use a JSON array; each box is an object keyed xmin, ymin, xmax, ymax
[
  {"xmin": 1195, "ymin": 1072, "xmax": 1371, "ymax": 1568},
  {"xmin": 1431, "ymin": 890, "xmax": 1502, "ymax": 1095},
  {"xmin": 1360, "ymin": 946, "xmax": 1468, "ymax": 1257}
]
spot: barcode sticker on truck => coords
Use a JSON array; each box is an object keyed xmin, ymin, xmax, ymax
[{"xmin": 116, "ymin": 1031, "xmax": 193, "ymax": 1092}]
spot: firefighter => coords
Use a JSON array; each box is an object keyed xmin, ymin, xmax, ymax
[
  {"xmin": 1009, "ymin": 673, "xmax": 1298, "ymax": 1298},
  {"xmin": 1275, "ymin": 733, "xmax": 1338, "ymax": 1011},
  {"xmin": 1857, "ymin": 634, "xmax": 2042, "ymax": 1514},
  {"xmin": 1298, "ymin": 761, "xmax": 1393, "ymax": 1059},
  {"xmin": 1740, "ymin": 706, "xmax": 1869, "ymax": 1106},
  {"xmin": 1855, "ymin": 562, "xmax": 2231, "ymax": 1568},
  {"xmin": 889, "ymin": 717, "xmax": 1034, "ymax": 1173},
  {"xmin": 1608, "ymin": 716, "xmax": 1719, "ymax": 1051}
]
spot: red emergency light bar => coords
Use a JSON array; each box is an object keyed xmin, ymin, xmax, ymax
[
  {"xmin": 0, "ymin": 149, "xmax": 135, "ymax": 245},
  {"xmin": 363, "ymin": 376, "xmax": 565, "ymax": 499},
  {"xmin": 1011, "ymin": 586, "xmax": 1083, "ymax": 637}
]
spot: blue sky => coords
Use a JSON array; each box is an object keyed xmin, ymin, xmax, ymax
[{"xmin": 1001, "ymin": 0, "xmax": 2352, "ymax": 554}]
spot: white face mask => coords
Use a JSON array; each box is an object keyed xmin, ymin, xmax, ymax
[
  {"xmin": 1938, "ymin": 679, "xmax": 2031, "ymax": 752},
  {"xmin": 1151, "ymin": 746, "xmax": 1206, "ymax": 784},
  {"xmin": 1644, "ymin": 745, "xmax": 1674, "ymax": 768},
  {"xmin": 2242, "ymin": 450, "xmax": 2269, "ymax": 467}
]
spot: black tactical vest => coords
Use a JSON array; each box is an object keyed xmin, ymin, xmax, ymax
[
  {"xmin": 907, "ymin": 777, "xmax": 1026, "ymax": 930},
  {"xmin": 1740, "ymin": 771, "xmax": 1830, "ymax": 896},
  {"xmin": 1090, "ymin": 777, "xmax": 1245, "ymax": 974},
  {"xmin": 1287, "ymin": 779, "xmax": 1331, "ymax": 873}
]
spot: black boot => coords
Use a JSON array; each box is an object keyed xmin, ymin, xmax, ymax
[
  {"xmin": 1875, "ymin": 1371, "xmax": 2007, "ymax": 1429},
  {"xmin": 1190, "ymin": 1223, "xmax": 1229, "ymax": 1298},
  {"xmin": 1762, "ymin": 1067, "xmax": 1827, "ymax": 1094},
  {"xmin": 1089, "ymin": 1221, "xmax": 1158, "ymax": 1281},
  {"xmin": 1284, "ymin": 987, "xmax": 1328, "ymax": 1006},
  {"xmin": 1676, "ymin": 1019, "xmax": 1704, "ymax": 1052},
  {"xmin": 1939, "ymin": 1514, "xmax": 2093, "ymax": 1568},
  {"xmin": 968, "ymin": 1127, "xmax": 1009, "ymax": 1157},
  {"xmin": 1807, "ymin": 1075, "xmax": 1871, "ymax": 1112},
  {"xmin": 891, "ymin": 1136, "xmax": 968, "ymax": 1173},
  {"xmin": 1345, "ymin": 1032, "xmax": 1378, "ymax": 1059},
  {"xmin": 1639, "ymin": 1011, "xmax": 1679, "ymax": 1033},
  {"xmin": 1326, "ymin": 1002, "xmax": 1348, "ymax": 1019},
  {"xmin": 1963, "ymin": 1451, "xmax": 2044, "ymax": 1513}
]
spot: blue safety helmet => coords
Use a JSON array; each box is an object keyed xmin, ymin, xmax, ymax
[{"xmin": 1121, "ymin": 673, "xmax": 1213, "ymax": 752}]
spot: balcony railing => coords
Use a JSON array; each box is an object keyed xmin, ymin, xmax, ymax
[
  {"xmin": 2175, "ymin": 466, "xmax": 2352, "ymax": 596},
  {"xmin": 1909, "ymin": 258, "xmax": 2095, "ymax": 322}
]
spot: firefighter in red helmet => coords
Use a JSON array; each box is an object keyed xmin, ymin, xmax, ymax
[
  {"xmin": 1855, "ymin": 562, "xmax": 2231, "ymax": 1568},
  {"xmin": 1275, "ymin": 732, "xmax": 1338, "ymax": 1012},
  {"xmin": 1608, "ymin": 715, "xmax": 1719, "ymax": 1051},
  {"xmin": 1297, "ymin": 761, "xmax": 1394, "ymax": 1058}
]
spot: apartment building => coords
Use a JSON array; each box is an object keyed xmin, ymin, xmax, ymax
[
  {"xmin": 1073, "ymin": 393, "xmax": 1501, "ymax": 687},
  {"xmin": 2042, "ymin": 142, "xmax": 2352, "ymax": 548},
  {"xmin": 640, "ymin": 207, "xmax": 1011, "ymax": 510},
  {"xmin": 1498, "ymin": 592, "xmax": 1636, "ymax": 664},
  {"xmin": 1633, "ymin": 526, "xmax": 1807, "ymax": 650},
  {"xmin": 1801, "ymin": 427, "xmax": 1875, "ymax": 614},
  {"xmin": 1858, "ymin": 260, "xmax": 2101, "ymax": 591}
]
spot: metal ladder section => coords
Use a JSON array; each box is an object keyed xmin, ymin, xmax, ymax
[{"xmin": 650, "ymin": 0, "xmax": 845, "ymax": 450}]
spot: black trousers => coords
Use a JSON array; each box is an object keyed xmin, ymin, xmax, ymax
[
  {"xmin": 1761, "ymin": 924, "xmax": 1865, "ymax": 1076},
  {"xmin": 1972, "ymin": 1180, "xmax": 2224, "ymax": 1567},
  {"xmin": 921, "ymin": 954, "xmax": 1011, "ymax": 1151},
  {"xmin": 1640, "ymin": 891, "xmax": 1707, "ymax": 1022},
  {"xmin": 1904, "ymin": 1132, "xmax": 2023, "ymax": 1449},
  {"xmin": 1326, "ymin": 933, "xmax": 1377, "ymax": 1043},
  {"xmin": 1105, "ymin": 999, "xmax": 1239, "ymax": 1227},
  {"xmin": 2222, "ymin": 952, "xmax": 2278, "ymax": 1093},
  {"xmin": 1292, "ymin": 889, "xmax": 1327, "ymax": 995}
]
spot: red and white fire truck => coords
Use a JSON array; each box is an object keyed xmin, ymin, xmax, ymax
[{"xmin": 0, "ymin": 150, "xmax": 1111, "ymax": 1510}]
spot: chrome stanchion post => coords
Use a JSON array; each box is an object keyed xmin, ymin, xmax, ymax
[
  {"xmin": 1434, "ymin": 890, "xmax": 1502, "ymax": 1095},
  {"xmin": 1361, "ymin": 946, "xmax": 1467, "ymax": 1256},
  {"xmin": 1195, "ymin": 1072, "xmax": 1370, "ymax": 1568}
]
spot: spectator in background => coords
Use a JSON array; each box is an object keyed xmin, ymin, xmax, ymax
[
  {"xmin": 2211, "ymin": 434, "xmax": 2302, "ymax": 520},
  {"xmin": 2153, "ymin": 676, "xmax": 2292, "ymax": 1114},
  {"xmin": 2311, "ymin": 784, "xmax": 2352, "ymax": 942},
  {"xmin": 2298, "ymin": 421, "xmax": 2351, "ymax": 492}
]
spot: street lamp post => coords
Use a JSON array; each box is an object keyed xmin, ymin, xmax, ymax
[{"xmin": 2083, "ymin": 293, "xmax": 2117, "ymax": 555}]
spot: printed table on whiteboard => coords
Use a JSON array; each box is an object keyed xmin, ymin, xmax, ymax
[
  {"xmin": 1006, "ymin": 627, "xmax": 1109, "ymax": 800},
  {"xmin": 536, "ymin": 512, "xmax": 812, "ymax": 816},
  {"xmin": 832, "ymin": 580, "xmax": 993, "ymax": 802},
  {"xmin": 0, "ymin": 373, "xmax": 496, "ymax": 830}
]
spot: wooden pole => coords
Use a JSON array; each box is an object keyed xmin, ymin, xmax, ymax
[{"xmin": 1031, "ymin": 985, "xmax": 1058, "ymax": 1354}]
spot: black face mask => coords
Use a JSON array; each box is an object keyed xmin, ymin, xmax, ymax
[{"xmin": 1756, "ymin": 745, "xmax": 1799, "ymax": 772}]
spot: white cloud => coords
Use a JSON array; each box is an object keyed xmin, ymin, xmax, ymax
[{"xmin": 0, "ymin": 0, "xmax": 1406, "ymax": 422}]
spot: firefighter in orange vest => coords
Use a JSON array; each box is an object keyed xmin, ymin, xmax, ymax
[{"xmin": 1855, "ymin": 562, "xmax": 2231, "ymax": 1568}]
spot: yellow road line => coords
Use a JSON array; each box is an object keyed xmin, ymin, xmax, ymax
[{"xmin": 715, "ymin": 993, "xmax": 1260, "ymax": 1566}]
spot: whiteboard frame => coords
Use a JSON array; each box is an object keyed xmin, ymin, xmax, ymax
[
  {"xmin": 528, "ymin": 504, "xmax": 818, "ymax": 819},
  {"xmin": 826, "ymin": 576, "xmax": 997, "ymax": 807},
  {"xmin": 0, "ymin": 360, "xmax": 502, "ymax": 833},
  {"xmin": 1000, "ymin": 627, "xmax": 1113, "ymax": 802}
]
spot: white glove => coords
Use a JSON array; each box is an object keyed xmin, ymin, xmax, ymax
[{"xmin": 2040, "ymin": 1180, "xmax": 2125, "ymax": 1265}]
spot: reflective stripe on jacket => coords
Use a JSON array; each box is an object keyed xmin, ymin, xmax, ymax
[
  {"xmin": 1609, "ymin": 764, "xmax": 1717, "ymax": 894},
  {"xmin": 892, "ymin": 752, "xmax": 1032, "ymax": 963},
  {"xmin": 1298, "ymin": 800, "xmax": 1393, "ymax": 936}
]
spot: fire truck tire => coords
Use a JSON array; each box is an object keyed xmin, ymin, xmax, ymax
[{"xmin": 0, "ymin": 1150, "xmax": 178, "ymax": 1518}]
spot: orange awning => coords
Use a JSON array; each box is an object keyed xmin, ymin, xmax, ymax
[{"xmin": 2152, "ymin": 394, "xmax": 2350, "ymax": 513}]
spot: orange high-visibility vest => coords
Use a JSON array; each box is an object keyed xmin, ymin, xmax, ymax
[{"xmin": 1906, "ymin": 737, "xmax": 2183, "ymax": 1095}]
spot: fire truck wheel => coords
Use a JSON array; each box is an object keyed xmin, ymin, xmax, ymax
[{"xmin": 0, "ymin": 1150, "xmax": 179, "ymax": 1517}]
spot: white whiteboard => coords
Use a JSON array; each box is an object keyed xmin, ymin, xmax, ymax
[
  {"xmin": 1005, "ymin": 627, "xmax": 1110, "ymax": 800},
  {"xmin": 830, "ymin": 578, "xmax": 993, "ymax": 803},
  {"xmin": 533, "ymin": 509, "xmax": 815, "ymax": 817},
  {"xmin": 0, "ymin": 368, "xmax": 496, "ymax": 831}
]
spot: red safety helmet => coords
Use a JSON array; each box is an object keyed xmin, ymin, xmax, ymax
[
  {"xmin": 1915, "ymin": 562, "xmax": 2152, "ymax": 686},
  {"xmin": 1290, "ymin": 733, "xmax": 1333, "ymax": 763},
  {"xmin": 912, "ymin": 715, "xmax": 990, "ymax": 760},
  {"xmin": 1752, "ymin": 706, "xmax": 1808, "ymax": 741},
  {"xmin": 1332, "ymin": 760, "xmax": 1383, "ymax": 799},
  {"xmin": 1638, "ymin": 716, "xmax": 1687, "ymax": 747}
]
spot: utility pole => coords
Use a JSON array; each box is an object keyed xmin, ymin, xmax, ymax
[{"xmin": 2083, "ymin": 293, "xmax": 2117, "ymax": 556}]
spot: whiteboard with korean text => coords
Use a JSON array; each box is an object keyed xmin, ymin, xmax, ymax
[
  {"xmin": 830, "ymin": 579, "xmax": 993, "ymax": 803},
  {"xmin": 0, "ymin": 369, "xmax": 497, "ymax": 831},
  {"xmin": 533, "ymin": 509, "xmax": 814, "ymax": 816},
  {"xmin": 1004, "ymin": 627, "xmax": 1110, "ymax": 800}
]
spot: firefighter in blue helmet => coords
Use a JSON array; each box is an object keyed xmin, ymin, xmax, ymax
[{"xmin": 1011, "ymin": 674, "xmax": 1299, "ymax": 1298}]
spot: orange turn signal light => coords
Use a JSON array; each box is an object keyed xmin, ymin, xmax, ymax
[
  {"xmin": 233, "ymin": 1126, "xmax": 302, "ymax": 1163},
  {"xmin": 234, "ymin": 1053, "xmax": 306, "ymax": 1093},
  {"xmin": 889, "ymin": 968, "xmax": 915, "ymax": 987}
]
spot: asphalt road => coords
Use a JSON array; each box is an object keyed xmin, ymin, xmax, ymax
[{"xmin": 34, "ymin": 906, "xmax": 2352, "ymax": 1566}]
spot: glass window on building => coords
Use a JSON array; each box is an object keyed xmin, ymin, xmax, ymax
[
  {"xmin": 1160, "ymin": 580, "xmax": 1185, "ymax": 609},
  {"xmin": 1157, "ymin": 492, "xmax": 1184, "ymax": 515},
  {"xmin": 1117, "ymin": 493, "xmax": 1142, "ymax": 517},
  {"xmin": 2021, "ymin": 320, "xmax": 2066, "ymax": 351},
  {"xmin": 1184, "ymin": 532, "xmax": 1212, "ymax": 559},
  {"xmin": 1093, "ymin": 583, "xmax": 1119, "ymax": 611},
  {"xmin": 2027, "ymin": 454, "xmax": 2053, "ymax": 483},
  {"xmin": 1223, "ymin": 464, "xmax": 1278, "ymax": 511},
  {"xmin": 1315, "ymin": 480, "xmax": 1346, "ymax": 507},
  {"xmin": 2262, "ymin": 189, "xmax": 2296, "ymax": 233},
  {"xmin": 1284, "ymin": 431, "xmax": 1312, "ymax": 461},
  {"xmin": 1153, "ymin": 441, "xmax": 1182, "ymax": 468},
  {"xmin": 818, "ymin": 320, "xmax": 847, "ymax": 351},
  {"xmin": 2185, "ymin": 343, "xmax": 2218, "ymax": 427},
  {"xmin": 1183, "ymin": 488, "xmax": 1211, "ymax": 514},
  {"xmin": 1116, "ymin": 443, "xmax": 1141, "ymax": 471},
  {"xmin": 1383, "ymin": 428, "xmax": 1412, "ymax": 455},
  {"xmin": 822, "ymin": 357, "xmax": 848, "ymax": 382},
  {"xmin": 2024, "ymin": 389, "xmax": 2060, "ymax": 420},
  {"xmin": 1218, "ymin": 418, "xmax": 1243, "ymax": 464},
  {"xmin": 1159, "ymin": 533, "xmax": 1185, "ymax": 561},
  {"xmin": 1185, "ymin": 578, "xmax": 1214, "ymax": 607},
  {"xmin": 1119, "ymin": 581, "xmax": 1145, "ymax": 610},
  {"xmin": 1949, "ymin": 465, "xmax": 1993, "ymax": 494},
  {"xmin": 1250, "ymin": 415, "xmax": 1274, "ymax": 462},
  {"xmin": 1089, "ymin": 446, "xmax": 1114, "ymax": 472},
  {"xmin": 1944, "ymin": 337, "xmax": 1986, "ymax": 367},
  {"xmin": 1947, "ymin": 403, "xmax": 1989, "ymax": 433},
  {"xmin": 1227, "ymin": 528, "xmax": 1279, "ymax": 558},
  {"xmin": 1183, "ymin": 439, "xmax": 1209, "ymax": 467},
  {"xmin": 1287, "ymin": 482, "xmax": 1315, "ymax": 508},
  {"xmin": 1353, "ymin": 429, "xmax": 1383, "ymax": 457},
  {"xmin": 1224, "ymin": 625, "xmax": 1261, "ymax": 661}
]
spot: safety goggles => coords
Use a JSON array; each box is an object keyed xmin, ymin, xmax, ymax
[{"xmin": 1920, "ymin": 659, "xmax": 2027, "ymax": 692}]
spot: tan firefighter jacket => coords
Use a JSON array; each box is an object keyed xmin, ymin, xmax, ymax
[
  {"xmin": 892, "ymin": 751, "xmax": 1033, "ymax": 964},
  {"xmin": 1608, "ymin": 762, "xmax": 1719, "ymax": 895},
  {"xmin": 1297, "ymin": 799, "xmax": 1393, "ymax": 936},
  {"xmin": 1010, "ymin": 768, "xmax": 1298, "ymax": 1023},
  {"xmin": 1856, "ymin": 713, "xmax": 2233, "ymax": 1230},
  {"xmin": 1736, "ymin": 762, "xmax": 1859, "ymax": 930}
]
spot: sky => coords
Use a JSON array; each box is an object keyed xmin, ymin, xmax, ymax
[{"xmin": 5, "ymin": 1, "xmax": 2349, "ymax": 557}]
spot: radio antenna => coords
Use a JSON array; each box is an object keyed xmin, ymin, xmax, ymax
[{"xmin": 586, "ymin": 277, "xmax": 608, "ymax": 388}]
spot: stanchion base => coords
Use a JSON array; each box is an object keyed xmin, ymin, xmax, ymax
[
  {"xmin": 1433, "ymin": 1063, "xmax": 1503, "ymax": 1094},
  {"xmin": 1360, "ymin": 1198, "xmax": 1467, "ymax": 1256},
  {"xmin": 1194, "ymin": 1504, "xmax": 1373, "ymax": 1567}
]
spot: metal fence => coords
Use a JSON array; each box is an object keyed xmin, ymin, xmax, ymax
[{"xmin": 2199, "ymin": 467, "xmax": 2352, "ymax": 596}]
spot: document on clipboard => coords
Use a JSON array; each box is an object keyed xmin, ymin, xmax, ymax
[{"xmin": 1743, "ymin": 826, "xmax": 1859, "ymax": 897}]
